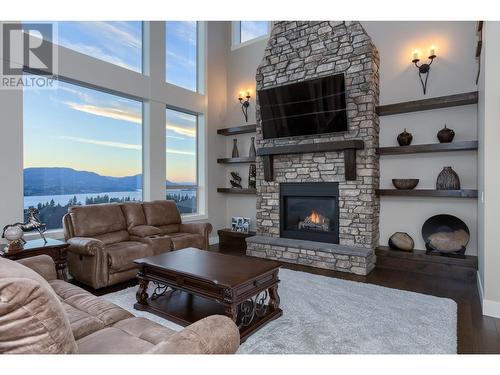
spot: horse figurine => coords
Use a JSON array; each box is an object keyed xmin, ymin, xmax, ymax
[{"xmin": 1, "ymin": 207, "xmax": 47, "ymax": 244}]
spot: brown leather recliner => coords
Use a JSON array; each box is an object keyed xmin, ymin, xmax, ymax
[
  {"xmin": 0, "ymin": 255, "xmax": 239, "ymax": 354},
  {"xmin": 63, "ymin": 200, "xmax": 212, "ymax": 289}
]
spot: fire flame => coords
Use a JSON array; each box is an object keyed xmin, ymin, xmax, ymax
[{"xmin": 306, "ymin": 210, "xmax": 325, "ymax": 224}]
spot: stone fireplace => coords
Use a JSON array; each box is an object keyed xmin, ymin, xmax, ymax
[{"xmin": 246, "ymin": 21, "xmax": 380, "ymax": 275}]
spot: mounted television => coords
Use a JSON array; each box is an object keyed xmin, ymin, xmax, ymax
[{"xmin": 258, "ymin": 74, "xmax": 347, "ymax": 140}]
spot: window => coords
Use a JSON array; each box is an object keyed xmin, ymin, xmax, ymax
[
  {"xmin": 234, "ymin": 21, "xmax": 270, "ymax": 46},
  {"xmin": 23, "ymin": 78, "xmax": 142, "ymax": 229},
  {"xmin": 166, "ymin": 21, "xmax": 197, "ymax": 92},
  {"xmin": 56, "ymin": 22, "xmax": 142, "ymax": 73},
  {"xmin": 166, "ymin": 108, "xmax": 198, "ymax": 214}
]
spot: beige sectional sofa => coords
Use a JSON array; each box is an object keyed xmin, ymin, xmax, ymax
[
  {"xmin": 63, "ymin": 200, "xmax": 212, "ymax": 289},
  {"xmin": 0, "ymin": 255, "xmax": 239, "ymax": 354}
]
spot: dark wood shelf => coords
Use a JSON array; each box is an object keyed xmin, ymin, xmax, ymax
[
  {"xmin": 377, "ymin": 141, "xmax": 478, "ymax": 155},
  {"xmin": 217, "ymin": 188, "xmax": 256, "ymax": 195},
  {"xmin": 376, "ymin": 246, "xmax": 478, "ymax": 280},
  {"xmin": 217, "ymin": 156, "xmax": 256, "ymax": 164},
  {"xmin": 376, "ymin": 189, "xmax": 478, "ymax": 198},
  {"xmin": 217, "ymin": 124, "xmax": 256, "ymax": 136},
  {"xmin": 376, "ymin": 91, "xmax": 478, "ymax": 116}
]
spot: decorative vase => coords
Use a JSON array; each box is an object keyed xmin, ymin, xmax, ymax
[
  {"xmin": 436, "ymin": 166, "xmax": 460, "ymax": 190},
  {"xmin": 248, "ymin": 163, "xmax": 256, "ymax": 189},
  {"xmin": 437, "ymin": 124, "xmax": 455, "ymax": 143},
  {"xmin": 230, "ymin": 171, "xmax": 242, "ymax": 188},
  {"xmin": 397, "ymin": 129, "xmax": 413, "ymax": 146},
  {"xmin": 249, "ymin": 137, "xmax": 256, "ymax": 158},
  {"xmin": 232, "ymin": 139, "xmax": 239, "ymax": 158}
]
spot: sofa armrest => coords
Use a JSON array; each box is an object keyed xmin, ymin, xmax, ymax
[
  {"xmin": 179, "ymin": 222, "xmax": 213, "ymax": 237},
  {"xmin": 16, "ymin": 254, "xmax": 58, "ymax": 281},
  {"xmin": 67, "ymin": 237, "xmax": 104, "ymax": 256},
  {"xmin": 146, "ymin": 315, "xmax": 240, "ymax": 354}
]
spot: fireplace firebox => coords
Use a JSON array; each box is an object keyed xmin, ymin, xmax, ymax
[{"xmin": 280, "ymin": 182, "xmax": 339, "ymax": 243}]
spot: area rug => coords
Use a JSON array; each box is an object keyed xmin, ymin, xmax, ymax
[{"xmin": 103, "ymin": 268, "xmax": 457, "ymax": 354}]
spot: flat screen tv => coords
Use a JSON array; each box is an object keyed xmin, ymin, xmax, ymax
[{"xmin": 258, "ymin": 74, "xmax": 347, "ymax": 140}]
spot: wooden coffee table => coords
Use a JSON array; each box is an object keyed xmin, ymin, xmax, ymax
[{"xmin": 134, "ymin": 247, "xmax": 282, "ymax": 342}]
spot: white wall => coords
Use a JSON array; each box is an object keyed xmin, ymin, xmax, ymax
[
  {"xmin": 219, "ymin": 23, "xmax": 267, "ymax": 231},
  {"xmin": 477, "ymin": 21, "xmax": 500, "ymax": 318},
  {"xmin": 362, "ymin": 21, "xmax": 478, "ymax": 255}
]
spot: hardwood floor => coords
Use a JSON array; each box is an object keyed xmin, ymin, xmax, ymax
[{"xmin": 209, "ymin": 244, "xmax": 500, "ymax": 354}]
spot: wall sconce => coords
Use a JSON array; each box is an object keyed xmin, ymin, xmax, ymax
[
  {"xmin": 238, "ymin": 90, "xmax": 251, "ymax": 122},
  {"xmin": 412, "ymin": 47, "xmax": 437, "ymax": 95}
]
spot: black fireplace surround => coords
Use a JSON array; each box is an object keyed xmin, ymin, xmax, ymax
[{"xmin": 280, "ymin": 182, "xmax": 339, "ymax": 244}]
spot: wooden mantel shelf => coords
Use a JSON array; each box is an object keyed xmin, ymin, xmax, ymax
[{"xmin": 256, "ymin": 140, "xmax": 365, "ymax": 181}]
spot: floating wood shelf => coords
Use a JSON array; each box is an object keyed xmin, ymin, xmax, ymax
[
  {"xmin": 217, "ymin": 124, "xmax": 256, "ymax": 136},
  {"xmin": 257, "ymin": 140, "xmax": 364, "ymax": 182},
  {"xmin": 376, "ymin": 246, "xmax": 478, "ymax": 281},
  {"xmin": 377, "ymin": 141, "xmax": 478, "ymax": 155},
  {"xmin": 376, "ymin": 91, "xmax": 478, "ymax": 116},
  {"xmin": 217, "ymin": 188, "xmax": 256, "ymax": 194},
  {"xmin": 217, "ymin": 156, "xmax": 256, "ymax": 164},
  {"xmin": 376, "ymin": 189, "xmax": 478, "ymax": 198}
]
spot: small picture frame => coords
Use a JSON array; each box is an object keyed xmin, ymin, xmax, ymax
[{"xmin": 231, "ymin": 216, "xmax": 251, "ymax": 233}]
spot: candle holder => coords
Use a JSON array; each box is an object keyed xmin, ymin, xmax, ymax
[
  {"xmin": 238, "ymin": 90, "xmax": 251, "ymax": 122},
  {"xmin": 412, "ymin": 49, "xmax": 437, "ymax": 95}
]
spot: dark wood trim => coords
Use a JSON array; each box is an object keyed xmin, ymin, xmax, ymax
[
  {"xmin": 376, "ymin": 189, "xmax": 478, "ymax": 198},
  {"xmin": 376, "ymin": 92, "xmax": 478, "ymax": 116},
  {"xmin": 376, "ymin": 246, "xmax": 477, "ymax": 281},
  {"xmin": 217, "ymin": 156, "xmax": 256, "ymax": 164},
  {"xmin": 256, "ymin": 140, "xmax": 364, "ymax": 182},
  {"xmin": 377, "ymin": 141, "xmax": 478, "ymax": 155},
  {"xmin": 257, "ymin": 140, "xmax": 364, "ymax": 156},
  {"xmin": 217, "ymin": 124, "xmax": 256, "ymax": 136},
  {"xmin": 217, "ymin": 188, "xmax": 257, "ymax": 194}
]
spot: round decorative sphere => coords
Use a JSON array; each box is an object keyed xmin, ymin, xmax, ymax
[{"xmin": 4, "ymin": 226, "xmax": 23, "ymax": 241}]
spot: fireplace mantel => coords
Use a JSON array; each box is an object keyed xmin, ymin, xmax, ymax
[{"xmin": 256, "ymin": 140, "xmax": 365, "ymax": 181}]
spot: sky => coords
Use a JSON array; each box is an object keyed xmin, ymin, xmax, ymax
[
  {"xmin": 24, "ymin": 21, "xmax": 198, "ymax": 184},
  {"xmin": 241, "ymin": 21, "xmax": 269, "ymax": 43}
]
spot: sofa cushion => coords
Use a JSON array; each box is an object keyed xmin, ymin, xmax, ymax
[
  {"xmin": 69, "ymin": 204, "xmax": 127, "ymax": 237},
  {"xmin": 49, "ymin": 279, "xmax": 133, "ymax": 340},
  {"xmin": 106, "ymin": 241, "xmax": 153, "ymax": 272},
  {"xmin": 169, "ymin": 232, "xmax": 205, "ymax": 250},
  {"xmin": 157, "ymin": 223, "xmax": 180, "ymax": 234},
  {"xmin": 0, "ymin": 258, "xmax": 78, "ymax": 354},
  {"xmin": 121, "ymin": 202, "xmax": 147, "ymax": 229},
  {"xmin": 94, "ymin": 230, "xmax": 130, "ymax": 245},
  {"xmin": 76, "ymin": 317, "xmax": 175, "ymax": 354},
  {"xmin": 143, "ymin": 200, "xmax": 181, "ymax": 227},
  {"xmin": 129, "ymin": 225, "xmax": 162, "ymax": 237}
]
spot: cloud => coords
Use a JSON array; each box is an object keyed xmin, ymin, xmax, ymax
[
  {"xmin": 167, "ymin": 21, "xmax": 196, "ymax": 46},
  {"xmin": 59, "ymin": 136, "xmax": 141, "ymax": 150},
  {"xmin": 64, "ymin": 102, "xmax": 142, "ymax": 124},
  {"xmin": 59, "ymin": 135, "xmax": 194, "ymax": 156},
  {"xmin": 63, "ymin": 100, "xmax": 196, "ymax": 138},
  {"xmin": 89, "ymin": 22, "xmax": 142, "ymax": 49}
]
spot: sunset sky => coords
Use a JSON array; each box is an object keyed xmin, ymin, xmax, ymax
[{"xmin": 23, "ymin": 21, "xmax": 197, "ymax": 184}]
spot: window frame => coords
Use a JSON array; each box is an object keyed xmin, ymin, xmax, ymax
[
  {"xmin": 231, "ymin": 21, "xmax": 272, "ymax": 50},
  {"xmin": 165, "ymin": 106, "xmax": 200, "ymax": 217},
  {"xmin": 7, "ymin": 20, "xmax": 208, "ymax": 239}
]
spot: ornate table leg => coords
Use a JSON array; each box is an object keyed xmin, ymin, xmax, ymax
[
  {"xmin": 136, "ymin": 277, "xmax": 149, "ymax": 306},
  {"xmin": 225, "ymin": 304, "xmax": 238, "ymax": 322},
  {"xmin": 268, "ymin": 284, "xmax": 280, "ymax": 311}
]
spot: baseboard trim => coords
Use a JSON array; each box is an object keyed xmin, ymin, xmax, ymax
[
  {"xmin": 477, "ymin": 271, "xmax": 500, "ymax": 318},
  {"xmin": 209, "ymin": 236, "xmax": 219, "ymax": 245}
]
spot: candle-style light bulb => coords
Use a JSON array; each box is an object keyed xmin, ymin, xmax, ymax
[
  {"xmin": 246, "ymin": 89, "xmax": 251, "ymax": 98},
  {"xmin": 429, "ymin": 46, "xmax": 436, "ymax": 57},
  {"xmin": 412, "ymin": 50, "xmax": 419, "ymax": 61},
  {"xmin": 238, "ymin": 91, "xmax": 244, "ymax": 100}
]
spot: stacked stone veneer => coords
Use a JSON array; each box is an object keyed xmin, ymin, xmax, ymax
[{"xmin": 246, "ymin": 21, "xmax": 380, "ymax": 275}]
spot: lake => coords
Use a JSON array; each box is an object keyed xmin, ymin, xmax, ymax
[{"xmin": 24, "ymin": 189, "xmax": 196, "ymax": 209}]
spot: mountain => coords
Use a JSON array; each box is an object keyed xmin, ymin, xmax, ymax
[
  {"xmin": 24, "ymin": 167, "xmax": 195, "ymax": 196},
  {"xmin": 24, "ymin": 167, "xmax": 142, "ymax": 196}
]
